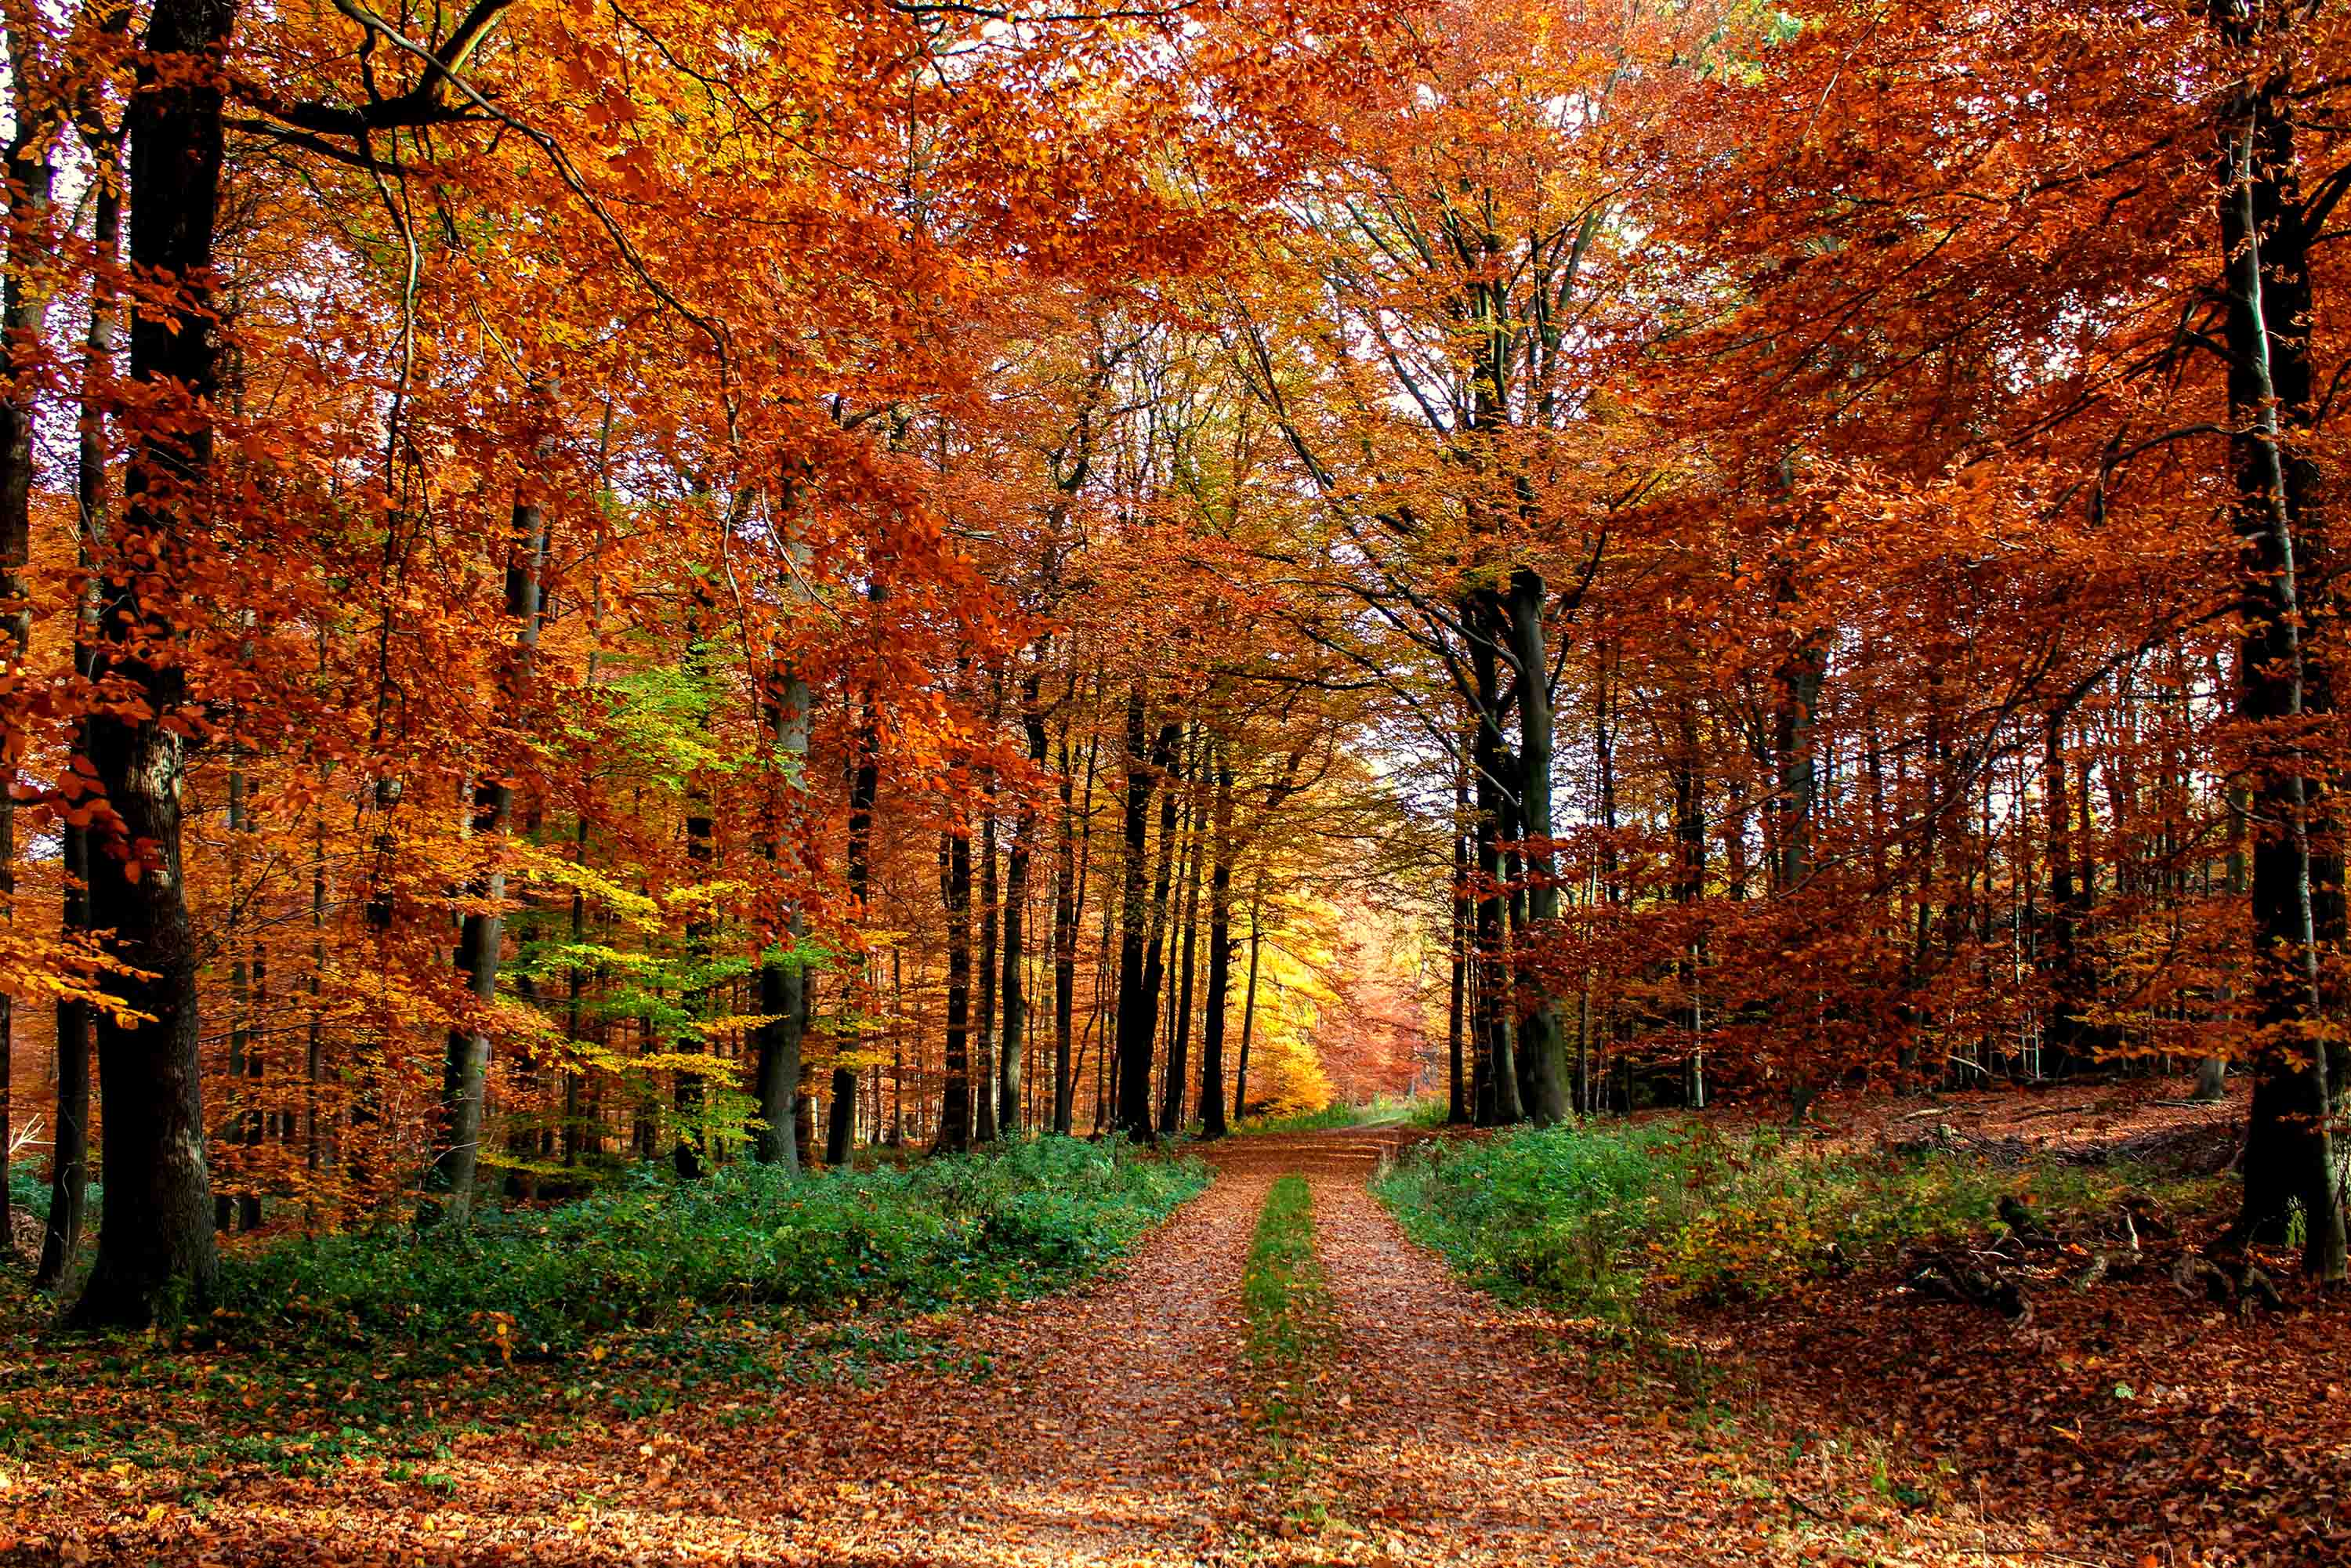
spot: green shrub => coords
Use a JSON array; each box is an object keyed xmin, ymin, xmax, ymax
[
  {"xmin": 205, "ymin": 1136, "xmax": 1205, "ymax": 1362},
  {"xmin": 1373, "ymin": 1118, "xmax": 2219, "ymax": 1317},
  {"xmin": 6, "ymin": 1168, "xmax": 100, "ymax": 1228}
]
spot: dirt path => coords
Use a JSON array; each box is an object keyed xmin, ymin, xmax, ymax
[{"xmin": 40, "ymin": 1130, "xmax": 2001, "ymax": 1566}]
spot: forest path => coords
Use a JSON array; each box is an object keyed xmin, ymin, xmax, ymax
[
  {"xmin": 1279, "ymin": 1135, "xmax": 1766, "ymax": 1565},
  {"xmin": 96, "ymin": 1132, "xmax": 2000, "ymax": 1566}
]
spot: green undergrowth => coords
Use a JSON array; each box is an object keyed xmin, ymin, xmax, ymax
[
  {"xmin": 1373, "ymin": 1117, "xmax": 2225, "ymax": 1320},
  {"xmin": 195, "ymin": 1135, "xmax": 1206, "ymax": 1362},
  {"xmin": 0, "ymin": 1137, "xmax": 1207, "ymax": 1490}
]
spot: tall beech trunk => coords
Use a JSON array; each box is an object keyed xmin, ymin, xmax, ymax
[
  {"xmin": 2214, "ymin": 24, "xmax": 2346, "ymax": 1278},
  {"xmin": 1163, "ymin": 799, "xmax": 1203, "ymax": 1134},
  {"xmin": 71, "ymin": 0, "xmax": 241, "ymax": 1327},
  {"xmin": 1468, "ymin": 591, "xmax": 1523, "ymax": 1124},
  {"xmin": 975, "ymin": 793, "xmax": 999, "ymax": 1143},
  {"xmin": 755, "ymin": 664, "xmax": 812, "ymax": 1170},
  {"xmin": 938, "ymin": 827, "xmax": 973, "ymax": 1153},
  {"xmin": 1135, "ymin": 719, "xmax": 1182, "ymax": 1129},
  {"xmin": 1504, "ymin": 568, "xmax": 1570, "ymax": 1123},
  {"xmin": 38, "ymin": 171, "xmax": 118, "ymax": 1290},
  {"xmin": 832, "ymin": 687, "xmax": 880, "ymax": 1165},
  {"xmin": 433, "ymin": 496, "xmax": 544, "ymax": 1218},
  {"xmin": 1198, "ymin": 750, "xmax": 1234, "ymax": 1139},
  {"xmin": 1113, "ymin": 688, "xmax": 1162, "ymax": 1141},
  {"xmin": 1005, "ymin": 662, "xmax": 1045, "ymax": 1136},
  {"xmin": 1052, "ymin": 710, "xmax": 1091, "ymax": 1135}
]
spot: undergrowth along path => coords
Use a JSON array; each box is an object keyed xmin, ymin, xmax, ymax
[{"xmin": 26, "ymin": 1131, "xmax": 2025, "ymax": 1566}]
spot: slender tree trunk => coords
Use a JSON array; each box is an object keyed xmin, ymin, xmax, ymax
[
  {"xmin": 1165, "ymin": 803, "xmax": 1203, "ymax": 1133},
  {"xmin": 832, "ymin": 688, "xmax": 880, "ymax": 1165},
  {"xmin": 1198, "ymin": 748, "xmax": 1234, "ymax": 1139},
  {"xmin": 1233, "ymin": 890, "xmax": 1263, "ymax": 1123},
  {"xmin": 755, "ymin": 663, "xmax": 812, "ymax": 1170},
  {"xmin": 38, "ymin": 171, "xmax": 118, "ymax": 1288},
  {"xmin": 1113, "ymin": 689, "xmax": 1163, "ymax": 1140},
  {"xmin": 976, "ymin": 791, "xmax": 999, "ymax": 1143},
  {"xmin": 1005, "ymin": 663, "xmax": 1045, "ymax": 1136},
  {"xmin": 1134, "ymin": 719, "xmax": 1182, "ymax": 1133},
  {"xmin": 71, "ymin": 0, "xmax": 241, "ymax": 1326},
  {"xmin": 938, "ymin": 827, "xmax": 973, "ymax": 1153},
  {"xmin": 434, "ymin": 494, "xmax": 545, "ymax": 1217},
  {"xmin": 1052, "ymin": 716, "xmax": 1085, "ymax": 1135}
]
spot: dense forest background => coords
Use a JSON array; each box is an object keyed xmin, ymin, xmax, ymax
[{"xmin": 3, "ymin": 0, "xmax": 2350, "ymax": 1333}]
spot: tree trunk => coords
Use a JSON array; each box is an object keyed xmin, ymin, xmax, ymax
[
  {"xmin": 1164, "ymin": 798, "xmax": 1204, "ymax": 1134},
  {"xmin": 1233, "ymin": 892, "xmax": 1263, "ymax": 1123},
  {"xmin": 1198, "ymin": 749, "xmax": 1234, "ymax": 1139},
  {"xmin": 1113, "ymin": 688, "xmax": 1162, "ymax": 1141},
  {"xmin": 938, "ymin": 827, "xmax": 973, "ymax": 1153},
  {"xmin": 434, "ymin": 496, "xmax": 545, "ymax": 1217},
  {"xmin": 1468, "ymin": 590, "xmax": 1523, "ymax": 1124},
  {"xmin": 976, "ymin": 793, "xmax": 999, "ymax": 1143},
  {"xmin": 2213, "ymin": 26, "xmax": 2346, "ymax": 1278},
  {"xmin": 1134, "ymin": 719, "xmax": 1182, "ymax": 1132},
  {"xmin": 70, "ymin": 0, "xmax": 241, "ymax": 1327},
  {"xmin": 37, "ymin": 168, "xmax": 118, "ymax": 1289},
  {"xmin": 1504, "ymin": 569, "xmax": 1570, "ymax": 1123},
  {"xmin": 1052, "ymin": 715, "xmax": 1087, "ymax": 1135},
  {"xmin": 755, "ymin": 665, "xmax": 812, "ymax": 1170},
  {"xmin": 1006, "ymin": 663, "xmax": 1045, "ymax": 1136},
  {"xmin": 832, "ymin": 689, "xmax": 880, "ymax": 1166}
]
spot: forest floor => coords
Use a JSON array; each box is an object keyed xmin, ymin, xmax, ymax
[{"xmin": 2, "ymin": 1099, "xmax": 2334, "ymax": 1566}]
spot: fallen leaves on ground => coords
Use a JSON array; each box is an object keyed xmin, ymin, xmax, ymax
[{"xmin": 0, "ymin": 1108, "xmax": 2298, "ymax": 1565}]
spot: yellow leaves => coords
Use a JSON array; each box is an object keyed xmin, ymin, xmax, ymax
[
  {"xmin": 475, "ymin": 1310, "xmax": 517, "ymax": 1365},
  {"xmin": 515, "ymin": 843, "xmax": 658, "ymax": 922}
]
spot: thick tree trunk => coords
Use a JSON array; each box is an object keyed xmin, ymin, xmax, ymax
[
  {"xmin": 1504, "ymin": 569, "xmax": 1570, "ymax": 1124},
  {"xmin": 1468, "ymin": 591, "xmax": 1523, "ymax": 1124},
  {"xmin": 71, "ymin": 0, "xmax": 241, "ymax": 1327},
  {"xmin": 2213, "ymin": 31, "xmax": 2346, "ymax": 1278}
]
